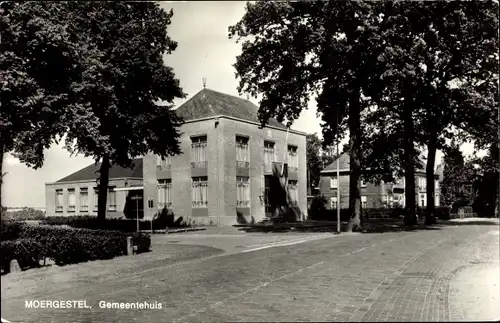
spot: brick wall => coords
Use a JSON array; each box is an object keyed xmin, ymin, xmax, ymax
[
  {"xmin": 144, "ymin": 116, "xmax": 307, "ymax": 226},
  {"xmin": 45, "ymin": 178, "xmax": 139, "ymax": 218},
  {"xmin": 221, "ymin": 118, "xmax": 307, "ymax": 225},
  {"xmin": 318, "ymin": 172, "xmax": 441, "ymax": 209}
]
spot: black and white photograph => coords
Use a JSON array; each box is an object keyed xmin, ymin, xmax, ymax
[{"xmin": 1, "ymin": 1, "xmax": 499, "ymax": 322}]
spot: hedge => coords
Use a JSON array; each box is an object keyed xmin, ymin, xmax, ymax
[
  {"xmin": 308, "ymin": 207, "xmax": 451, "ymax": 221},
  {"xmin": 40, "ymin": 208, "xmax": 189, "ymax": 232},
  {"xmin": 1, "ymin": 207, "xmax": 46, "ymax": 221},
  {"xmin": 0, "ymin": 221, "xmax": 151, "ymax": 272}
]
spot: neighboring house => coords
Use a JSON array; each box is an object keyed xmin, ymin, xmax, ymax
[
  {"xmin": 45, "ymin": 159, "xmax": 143, "ymax": 218},
  {"xmin": 142, "ymin": 88, "xmax": 307, "ymax": 226},
  {"xmin": 319, "ymin": 153, "xmax": 440, "ymax": 209}
]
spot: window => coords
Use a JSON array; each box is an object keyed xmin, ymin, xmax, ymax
[
  {"xmin": 330, "ymin": 177, "xmax": 338, "ymax": 189},
  {"xmin": 236, "ymin": 136, "xmax": 249, "ymax": 168},
  {"xmin": 420, "ymin": 194, "xmax": 425, "ymax": 207},
  {"xmin": 93, "ymin": 188, "xmax": 99, "ymax": 211},
  {"xmin": 55, "ymin": 190, "xmax": 63, "ymax": 212},
  {"xmin": 191, "ymin": 135, "xmax": 207, "ymax": 168},
  {"xmin": 157, "ymin": 156, "xmax": 171, "ymax": 170},
  {"xmin": 330, "ymin": 197, "xmax": 338, "ymax": 209},
  {"xmin": 263, "ymin": 141, "xmax": 275, "ymax": 164},
  {"xmin": 288, "ymin": 180, "xmax": 299, "ymax": 205},
  {"xmin": 67, "ymin": 189, "xmax": 76, "ymax": 212},
  {"xmin": 158, "ymin": 179, "xmax": 172, "ymax": 209},
  {"xmin": 288, "ymin": 146, "xmax": 298, "ymax": 171},
  {"xmin": 108, "ymin": 187, "xmax": 117, "ymax": 211},
  {"xmin": 192, "ymin": 176, "xmax": 208, "ymax": 208},
  {"xmin": 361, "ymin": 196, "xmax": 367, "ymax": 208},
  {"xmin": 418, "ymin": 177, "xmax": 426, "ymax": 190},
  {"xmin": 236, "ymin": 176, "xmax": 250, "ymax": 207},
  {"xmin": 361, "ymin": 179, "xmax": 367, "ymax": 188},
  {"xmin": 384, "ymin": 195, "xmax": 389, "ymax": 204},
  {"xmin": 80, "ymin": 188, "xmax": 88, "ymax": 212}
]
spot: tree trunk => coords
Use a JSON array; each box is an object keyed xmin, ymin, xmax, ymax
[
  {"xmin": 0, "ymin": 143, "xmax": 4, "ymax": 215},
  {"xmin": 403, "ymin": 95, "xmax": 417, "ymax": 226},
  {"xmin": 425, "ymin": 136, "xmax": 438, "ymax": 225},
  {"xmin": 347, "ymin": 88, "xmax": 363, "ymax": 232},
  {"xmin": 97, "ymin": 155, "xmax": 110, "ymax": 222}
]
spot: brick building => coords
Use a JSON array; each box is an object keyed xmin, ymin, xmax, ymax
[
  {"xmin": 319, "ymin": 153, "xmax": 440, "ymax": 209},
  {"xmin": 45, "ymin": 159, "xmax": 143, "ymax": 218},
  {"xmin": 44, "ymin": 89, "xmax": 307, "ymax": 225},
  {"xmin": 143, "ymin": 88, "xmax": 307, "ymax": 226}
]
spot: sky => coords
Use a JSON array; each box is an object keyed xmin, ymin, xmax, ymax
[{"xmin": 3, "ymin": 1, "xmax": 477, "ymax": 208}]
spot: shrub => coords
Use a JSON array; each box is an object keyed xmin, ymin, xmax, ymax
[
  {"xmin": 0, "ymin": 222, "xmax": 151, "ymax": 270},
  {"xmin": 41, "ymin": 211, "xmax": 188, "ymax": 232},
  {"xmin": 1, "ymin": 220, "xmax": 26, "ymax": 241},
  {"xmin": 1, "ymin": 238, "xmax": 44, "ymax": 272},
  {"xmin": 132, "ymin": 232, "xmax": 151, "ymax": 253},
  {"xmin": 308, "ymin": 195, "xmax": 328, "ymax": 220},
  {"xmin": 307, "ymin": 207, "xmax": 450, "ymax": 221},
  {"xmin": 307, "ymin": 208, "xmax": 351, "ymax": 222},
  {"xmin": 1, "ymin": 208, "xmax": 46, "ymax": 221}
]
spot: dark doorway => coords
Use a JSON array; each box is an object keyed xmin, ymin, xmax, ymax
[
  {"xmin": 124, "ymin": 190, "xmax": 144, "ymax": 219},
  {"xmin": 264, "ymin": 175, "xmax": 272, "ymax": 217}
]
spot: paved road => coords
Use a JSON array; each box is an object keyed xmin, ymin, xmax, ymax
[{"xmin": 2, "ymin": 221, "xmax": 499, "ymax": 322}]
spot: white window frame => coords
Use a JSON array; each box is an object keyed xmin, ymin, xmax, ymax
[
  {"xmin": 263, "ymin": 141, "xmax": 275, "ymax": 164},
  {"xmin": 287, "ymin": 145, "xmax": 298, "ymax": 170},
  {"xmin": 191, "ymin": 135, "xmax": 208, "ymax": 168},
  {"xmin": 361, "ymin": 179, "xmax": 367, "ymax": 188},
  {"xmin": 361, "ymin": 196, "xmax": 367, "ymax": 208},
  {"xmin": 157, "ymin": 155, "xmax": 171, "ymax": 170},
  {"xmin": 330, "ymin": 177, "xmax": 338, "ymax": 189},
  {"xmin": 330, "ymin": 196, "xmax": 338, "ymax": 209},
  {"xmin": 158, "ymin": 179, "xmax": 172, "ymax": 209},
  {"xmin": 55, "ymin": 189, "xmax": 64, "ymax": 212},
  {"xmin": 420, "ymin": 194, "xmax": 425, "ymax": 207},
  {"xmin": 192, "ymin": 176, "xmax": 208, "ymax": 208},
  {"xmin": 67, "ymin": 189, "xmax": 76, "ymax": 212},
  {"xmin": 236, "ymin": 136, "xmax": 250, "ymax": 168},
  {"xmin": 80, "ymin": 188, "xmax": 89, "ymax": 212},
  {"xmin": 93, "ymin": 188, "xmax": 99, "ymax": 211},
  {"xmin": 108, "ymin": 187, "xmax": 117, "ymax": 211},
  {"xmin": 236, "ymin": 176, "xmax": 251, "ymax": 207}
]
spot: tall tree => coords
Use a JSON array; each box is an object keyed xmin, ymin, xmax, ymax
[
  {"xmin": 229, "ymin": 1, "xmax": 388, "ymax": 231},
  {"xmin": 440, "ymin": 144, "xmax": 476, "ymax": 211},
  {"xmin": 61, "ymin": 2, "xmax": 185, "ymax": 221},
  {"xmin": 0, "ymin": 2, "xmax": 80, "ymax": 211},
  {"xmin": 472, "ymin": 144, "xmax": 499, "ymax": 218},
  {"xmin": 409, "ymin": 1, "xmax": 498, "ymax": 225},
  {"xmin": 363, "ymin": 1, "xmax": 431, "ymax": 225}
]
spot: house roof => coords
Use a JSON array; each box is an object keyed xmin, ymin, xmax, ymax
[
  {"xmin": 322, "ymin": 153, "xmax": 350, "ymax": 172},
  {"xmin": 56, "ymin": 158, "xmax": 143, "ymax": 183},
  {"xmin": 175, "ymin": 88, "xmax": 288, "ymax": 130},
  {"xmin": 322, "ymin": 153, "xmax": 431, "ymax": 175}
]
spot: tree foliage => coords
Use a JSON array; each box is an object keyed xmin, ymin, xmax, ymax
[
  {"xmin": 440, "ymin": 145, "xmax": 476, "ymax": 211},
  {"xmin": 306, "ymin": 133, "xmax": 336, "ymax": 192},
  {"xmin": 60, "ymin": 2, "xmax": 185, "ymax": 220},
  {"xmin": 0, "ymin": 1, "xmax": 81, "ymax": 210},
  {"xmin": 1, "ymin": 2, "xmax": 186, "ymax": 220},
  {"xmin": 229, "ymin": 1, "xmax": 390, "ymax": 231}
]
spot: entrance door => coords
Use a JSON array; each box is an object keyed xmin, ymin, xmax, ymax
[{"xmin": 264, "ymin": 175, "xmax": 272, "ymax": 217}]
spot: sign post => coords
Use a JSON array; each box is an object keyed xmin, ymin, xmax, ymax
[
  {"xmin": 147, "ymin": 197, "xmax": 154, "ymax": 233},
  {"xmin": 131, "ymin": 196, "xmax": 141, "ymax": 232}
]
